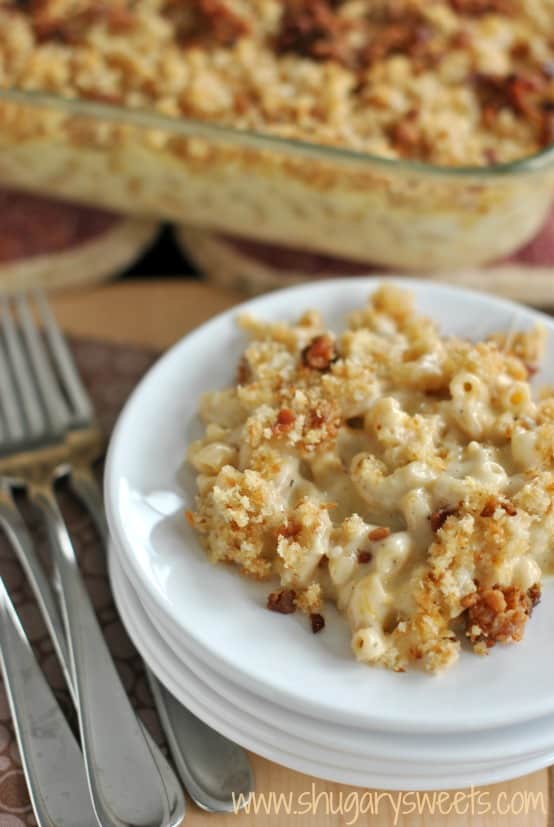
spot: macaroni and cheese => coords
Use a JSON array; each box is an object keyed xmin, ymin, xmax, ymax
[
  {"xmin": 187, "ymin": 285, "xmax": 554, "ymax": 672},
  {"xmin": 2, "ymin": 0, "xmax": 553, "ymax": 165},
  {"xmin": 0, "ymin": 2, "xmax": 553, "ymax": 271}
]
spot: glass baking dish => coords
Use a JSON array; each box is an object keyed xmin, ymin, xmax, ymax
[{"xmin": 1, "ymin": 87, "xmax": 553, "ymax": 271}]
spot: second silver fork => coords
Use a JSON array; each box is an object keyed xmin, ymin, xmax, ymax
[
  {"xmin": 36, "ymin": 292, "xmax": 254, "ymax": 813},
  {"xmin": 0, "ymin": 295, "xmax": 184, "ymax": 827}
]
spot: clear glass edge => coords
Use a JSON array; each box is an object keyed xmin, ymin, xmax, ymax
[{"xmin": 2, "ymin": 86, "xmax": 554, "ymax": 180}]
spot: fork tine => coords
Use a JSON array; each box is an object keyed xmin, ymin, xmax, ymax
[
  {"xmin": 16, "ymin": 295, "xmax": 69, "ymax": 434},
  {"xmin": 35, "ymin": 291, "xmax": 94, "ymax": 423},
  {"xmin": 0, "ymin": 339, "xmax": 25, "ymax": 443},
  {"xmin": 0, "ymin": 298, "xmax": 44, "ymax": 439}
]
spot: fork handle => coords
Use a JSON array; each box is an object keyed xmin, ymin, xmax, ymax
[
  {"xmin": 69, "ymin": 464, "xmax": 254, "ymax": 812},
  {"xmin": 70, "ymin": 464, "xmax": 109, "ymax": 539},
  {"xmin": 28, "ymin": 480, "xmax": 171, "ymax": 827},
  {"xmin": 0, "ymin": 484, "xmax": 72, "ymax": 691},
  {"xmin": 0, "ymin": 485, "xmax": 184, "ymax": 827},
  {"xmin": 0, "ymin": 484, "xmax": 184, "ymax": 827},
  {"xmin": 0, "ymin": 579, "xmax": 99, "ymax": 827}
]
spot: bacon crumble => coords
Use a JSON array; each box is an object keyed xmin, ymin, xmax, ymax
[
  {"xmin": 275, "ymin": 408, "xmax": 296, "ymax": 432},
  {"xmin": 276, "ymin": 519, "xmax": 302, "ymax": 539},
  {"xmin": 301, "ymin": 334, "xmax": 337, "ymax": 371},
  {"xmin": 480, "ymin": 497, "xmax": 497, "ymax": 517},
  {"xmin": 237, "ymin": 356, "xmax": 252, "ymax": 386},
  {"xmin": 30, "ymin": 3, "xmax": 136, "ymax": 44},
  {"xmin": 389, "ymin": 109, "xmax": 426, "ymax": 158},
  {"xmin": 361, "ymin": 19, "xmax": 434, "ymax": 68},
  {"xmin": 276, "ymin": 0, "xmax": 350, "ymax": 65},
  {"xmin": 473, "ymin": 71, "xmax": 554, "ymax": 147},
  {"xmin": 528, "ymin": 583, "xmax": 542, "ymax": 609},
  {"xmin": 357, "ymin": 550, "xmax": 373, "ymax": 564},
  {"xmin": 175, "ymin": 0, "xmax": 251, "ymax": 46},
  {"xmin": 430, "ymin": 505, "xmax": 458, "ymax": 533},
  {"xmin": 368, "ymin": 526, "xmax": 391, "ymax": 541},
  {"xmin": 464, "ymin": 584, "xmax": 539, "ymax": 649},
  {"xmin": 501, "ymin": 500, "xmax": 517, "ymax": 516},
  {"xmin": 267, "ymin": 588, "xmax": 297, "ymax": 614},
  {"xmin": 449, "ymin": 0, "xmax": 513, "ymax": 16}
]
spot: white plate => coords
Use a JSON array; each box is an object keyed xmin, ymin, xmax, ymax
[
  {"xmin": 117, "ymin": 541, "xmax": 554, "ymax": 766},
  {"xmin": 106, "ymin": 277, "xmax": 554, "ymax": 735},
  {"xmin": 109, "ymin": 546, "xmax": 554, "ymax": 791}
]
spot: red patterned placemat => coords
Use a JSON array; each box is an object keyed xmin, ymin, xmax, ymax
[
  {"xmin": 0, "ymin": 339, "xmax": 159, "ymax": 825},
  {"xmin": 0, "ymin": 189, "xmax": 160, "ymax": 293}
]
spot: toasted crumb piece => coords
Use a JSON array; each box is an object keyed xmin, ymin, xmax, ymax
[
  {"xmin": 488, "ymin": 325, "xmax": 547, "ymax": 371},
  {"xmin": 296, "ymin": 582, "xmax": 323, "ymax": 614}
]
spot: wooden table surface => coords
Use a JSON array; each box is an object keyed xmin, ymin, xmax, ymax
[{"xmin": 51, "ymin": 279, "xmax": 552, "ymax": 827}]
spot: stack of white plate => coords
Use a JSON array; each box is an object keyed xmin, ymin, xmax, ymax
[{"xmin": 105, "ymin": 278, "xmax": 554, "ymax": 791}]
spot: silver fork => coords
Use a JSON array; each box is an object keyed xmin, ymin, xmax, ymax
[
  {"xmin": 0, "ymin": 295, "xmax": 183, "ymax": 827},
  {"xmin": 35, "ymin": 292, "xmax": 255, "ymax": 813},
  {"xmin": 0, "ymin": 577, "xmax": 98, "ymax": 827}
]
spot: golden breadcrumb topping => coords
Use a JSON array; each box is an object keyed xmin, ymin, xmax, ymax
[{"xmin": 0, "ymin": 0, "xmax": 553, "ymax": 165}]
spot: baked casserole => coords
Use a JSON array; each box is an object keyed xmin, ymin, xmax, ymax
[{"xmin": 0, "ymin": 1, "xmax": 553, "ymax": 267}]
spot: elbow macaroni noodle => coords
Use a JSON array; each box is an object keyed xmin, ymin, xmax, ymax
[{"xmin": 188, "ymin": 285, "xmax": 554, "ymax": 672}]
